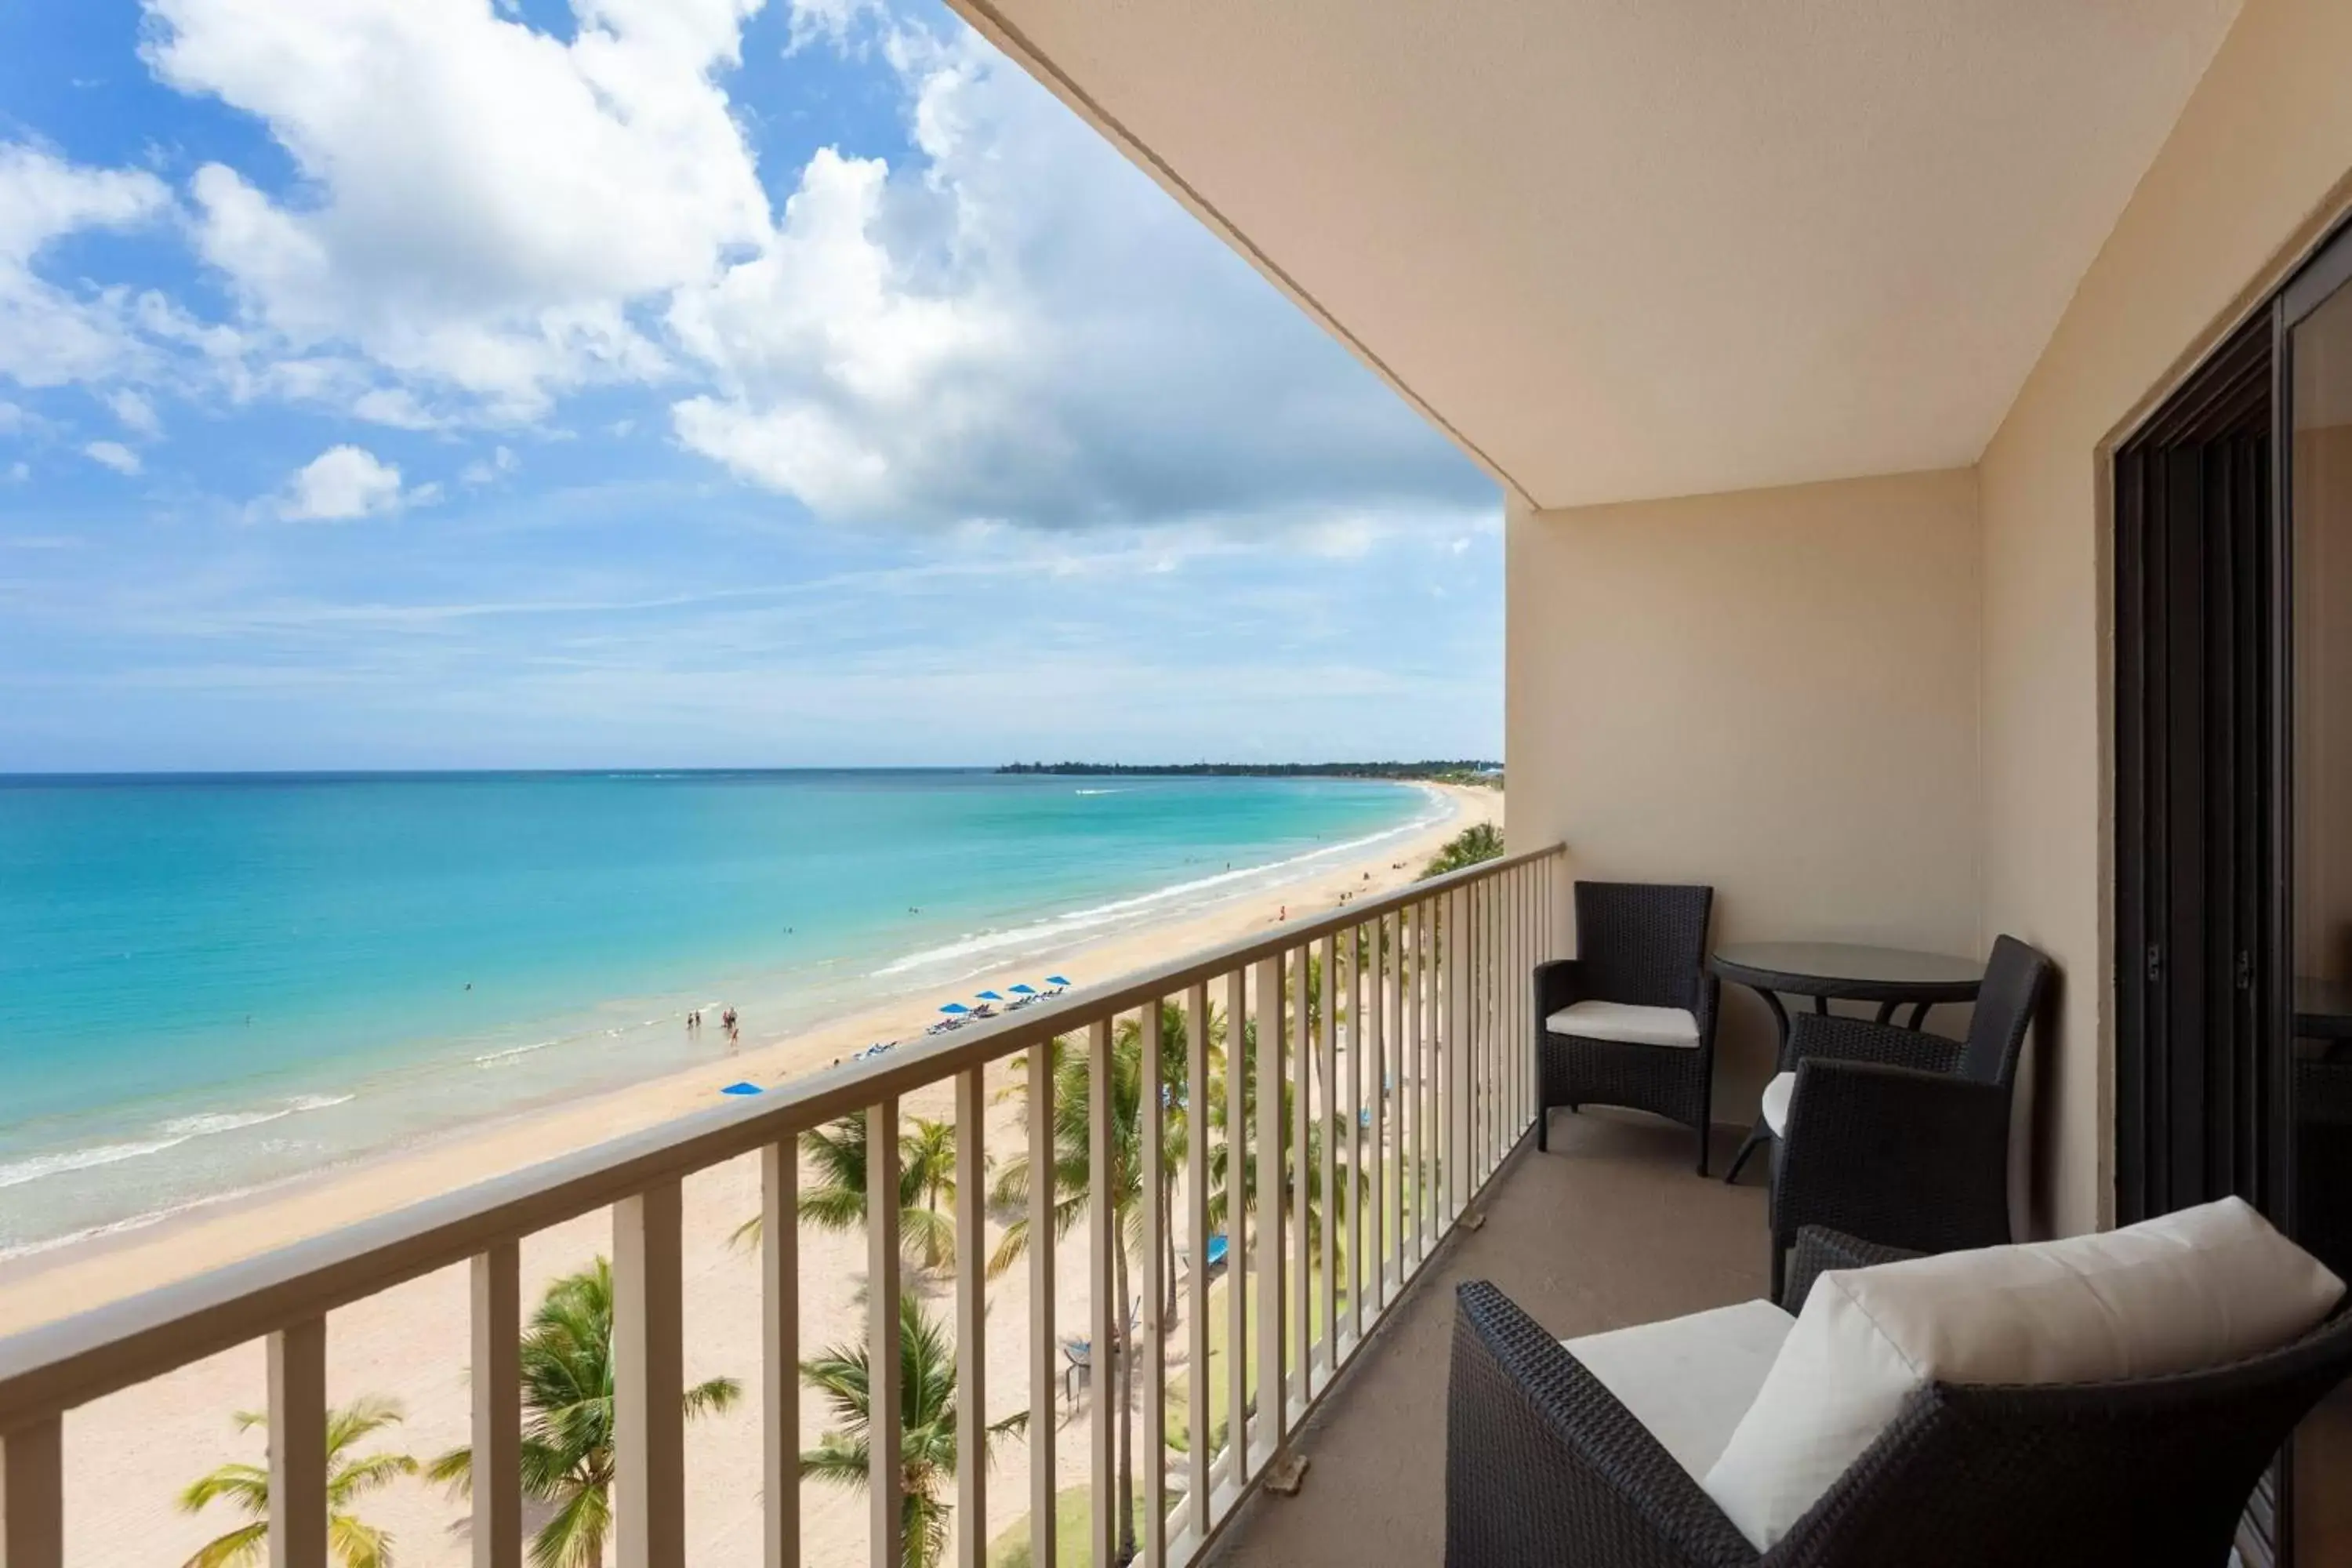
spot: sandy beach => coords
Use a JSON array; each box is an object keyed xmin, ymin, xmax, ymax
[{"xmin": 7, "ymin": 782, "xmax": 1499, "ymax": 1567}]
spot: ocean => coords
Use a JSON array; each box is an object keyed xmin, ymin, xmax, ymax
[{"xmin": 0, "ymin": 769, "xmax": 1439, "ymax": 1257}]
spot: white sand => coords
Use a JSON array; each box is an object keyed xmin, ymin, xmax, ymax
[{"xmin": 8, "ymin": 785, "xmax": 1501, "ymax": 1567}]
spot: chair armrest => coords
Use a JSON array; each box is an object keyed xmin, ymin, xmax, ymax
[
  {"xmin": 1771, "ymin": 1061, "xmax": 2012, "ymax": 1256},
  {"xmin": 1781, "ymin": 1227, "xmax": 1925, "ymax": 1314},
  {"xmin": 1534, "ymin": 958, "xmax": 1586, "ymax": 1021},
  {"xmin": 1787, "ymin": 1014, "xmax": 1964, "ymax": 1075},
  {"xmin": 1449, "ymin": 1282, "xmax": 1758, "ymax": 1568},
  {"xmin": 1693, "ymin": 968, "xmax": 1720, "ymax": 1048}
]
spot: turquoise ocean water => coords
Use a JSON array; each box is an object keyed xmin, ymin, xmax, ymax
[{"xmin": 0, "ymin": 770, "xmax": 1437, "ymax": 1256}]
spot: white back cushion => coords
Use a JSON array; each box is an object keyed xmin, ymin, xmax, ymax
[
  {"xmin": 1700, "ymin": 1197, "xmax": 2345, "ymax": 1550},
  {"xmin": 1562, "ymin": 1299, "xmax": 1794, "ymax": 1482}
]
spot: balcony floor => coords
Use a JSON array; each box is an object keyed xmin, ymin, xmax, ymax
[{"xmin": 1206, "ymin": 1109, "xmax": 1767, "ymax": 1567}]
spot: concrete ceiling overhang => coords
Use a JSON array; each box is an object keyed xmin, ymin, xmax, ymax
[{"xmin": 949, "ymin": 0, "xmax": 2241, "ymax": 510}]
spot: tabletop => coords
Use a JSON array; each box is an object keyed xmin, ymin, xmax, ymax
[{"xmin": 1711, "ymin": 941, "xmax": 1985, "ymax": 994}]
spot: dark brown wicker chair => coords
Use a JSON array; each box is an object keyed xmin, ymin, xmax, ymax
[
  {"xmin": 1762, "ymin": 935, "xmax": 2052, "ymax": 1298},
  {"xmin": 1534, "ymin": 882, "xmax": 1719, "ymax": 1174},
  {"xmin": 1446, "ymin": 1228, "xmax": 2352, "ymax": 1568}
]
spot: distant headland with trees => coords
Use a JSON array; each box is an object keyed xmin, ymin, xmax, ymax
[{"xmin": 997, "ymin": 760, "xmax": 1503, "ymax": 785}]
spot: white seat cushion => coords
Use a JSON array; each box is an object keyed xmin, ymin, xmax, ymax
[
  {"xmin": 1544, "ymin": 999, "xmax": 1700, "ymax": 1049},
  {"xmin": 1759, "ymin": 1071, "xmax": 1794, "ymax": 1135},
  {"xmin": 1563, "ymin": 1299, "xmax": 1794, "ymax": 1482},
  {"xmin": 1700, "ymin": 1196, "xmax": 2346, "ymax": 1550}
]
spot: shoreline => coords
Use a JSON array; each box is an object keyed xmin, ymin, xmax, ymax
[{"xmin": 0, "ymin": 782, "xmax": 1498, "ymax": 1331}]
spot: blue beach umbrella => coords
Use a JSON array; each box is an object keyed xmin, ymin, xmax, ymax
[
  {"xmin": 1046, "ymin": 975, "xmax": 1072, "ymax": 987},
  {"xmin": 975, "ymin": 990, "xmax": 1004, "ymax": 1001},
  {"xmin": 939, "ymin": 1002, "xmax": 971, "ymax": 1015},
  {"xmin": 1007, "ymin": 983, "xmax": 1038, "ymax": 996}
]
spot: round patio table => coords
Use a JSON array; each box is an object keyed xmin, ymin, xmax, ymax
[{"xmin": 1711, "ymin": 941, "xmax": 1986, "ymax": 1185}]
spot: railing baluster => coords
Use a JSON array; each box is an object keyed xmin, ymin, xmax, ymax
[
  {"xmin": 764, "ymin": 1142, "xmax": 802, "ymax": 1568},
  {"xmin": 1374, "ymin": 907, "xmax": 1392, "ymax": 1298},
  {"xmin": 615, "ymin": 1179, "xmax": 684, "ymax": 1568},
  {"xmin": 1185, "ymin": 981, "xmax": 1210, "ymax": 1538},
  {"xmin": 1028, "ymin": 1045, "xmax": 1057, "ymax": 1568},
  {"xmin": 1343, "ymin": 929, "xmax": 1363, "ymax": 1352},
  {"xmin": 267, "ymin": 1316, "xmax": 328, "ymax": 1568},
  {"xmin": 1316, "ymin": 931, "xmax": 1337, "ymax": 1382},
  {"xmin": 1483, "ymin": 877, "xmax": 1500, "ymax": 1178},
  {"xmin": 1399, "ymin": 903, "xmax": 1417, "ymax": 1272},
  {"xmin": 1439, "ymin": 888, "xmax": 1458, "ymax": 1222},
  {"xmin": 0, "ymin": 1416, "xmax": 60, "ymax": 1568},
  {"xmin": 1253, "ymin": 955, "xmax": 1287, "ymax": 1461},
  {"xmin": 473, "ymin": 1242, "xmax": 521, "ymax": 1568},
  {"xmin": 1223, "ymin": 967, "xmax": 1248, "ymax": 1474},
  {"xmin": 1416, "ymin": 898, "xmax": 1434, "ymax": 1258},
  {"xmin": 953, "ymin": 1071, "xmax": 985, "ymax": 1568},
  {"xmin": 1368, "ymin": 916, "xmax": 1387, "ymax": 1315},
  {"xmin": 1138, "ymin": 1004, "xmax": 1168, "ymax": 1567},
  {"xmin": 1088, "ymin": 1018, "xmax": 1115, "ymax": 1568},
  {"xmin": 1508, "ymin": 867, "xmax": 1522, "ymax": 1140},
  {"xmin": 869, "ymin": 1098, "xmax": 904, "ymax": 1568},
  {"xmin": 1289, "ymin": 946, "xmax": 1310, "ymax": 1410},
  {"xmin": 1530, "ymin": 866, "xmax": 1543, "ymax": 1128}
]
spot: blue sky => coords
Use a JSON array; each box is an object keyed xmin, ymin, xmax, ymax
[{"xmin": 0, "ymin": 0, "xmax": 1500, "ymax": 771}]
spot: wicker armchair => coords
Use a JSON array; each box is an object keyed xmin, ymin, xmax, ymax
[
  {"xmin": 1445, "ymin": 1228, "xmax": 2352, "ymax": 1568},
  {"xmin": 1535, "ymin": 882, "xmax": 1719, "ymax": 1174},
  {"xmin": 1762, "ymin": 935, "xmax": 2051, "ymax": 1298}
]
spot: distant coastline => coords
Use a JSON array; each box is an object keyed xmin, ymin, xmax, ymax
[{"xmin": 999, "ymin": 758, "xmax": 1502, "ymax": 782}]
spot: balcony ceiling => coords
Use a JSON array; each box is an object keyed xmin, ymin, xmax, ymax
[{"xmin": 950, "ymin": 0, "xmax": 2241, "ymax": 510}]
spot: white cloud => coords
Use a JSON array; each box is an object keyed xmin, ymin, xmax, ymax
[
  {"xmin": 146, "ymin": 0, "xmax": 772, "ymax": 417},
  {"xmin": 0, "ymin": 0, "xmax": 1482, "ymax": 535},
  {"xmin": 83, "ymin": 439, "xmax": 143, "ymax": 474},
  {"xmin": 0, "ymin": 401, "xmax": 23, "ymax": 434},
  {"xmin": 5, "ymin": 461, "xmax": 27, "ymax": 484},
  {"xmin": 662, "ymin": 20, "xmax": 1483, "ymax": 531},
  {"xmin": 783, "ymin": 0, "xmax": 880, "ymax": 54},
  {"xmin": 459, "ymin": 445, "xmax": 518, "ymax": 485},
  {"xmin": 277, "ymin": 444, "xmax": 407, "ymax": 520},
  {"xmin": 350, "ymin": 387, "xmax": 445, "ymax": 430},
  {"xmin": 0, "ymin": 144, "xmax": 172, "ymax": 389},
  {"xmin": 107, "ymin": 388, "xmax": 162, "ymax": 437}
]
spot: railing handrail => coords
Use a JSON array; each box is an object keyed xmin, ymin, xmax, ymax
[{"xmin": 0, "ymin": 841, "xmax": 1563, "ymax": 1428}]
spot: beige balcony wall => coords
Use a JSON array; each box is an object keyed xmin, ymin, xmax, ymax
[
  {"xmin": 1507, "ymin": 466, "xmax": 1984, "ymax": 1127},
  {"xmin": 1979, "ymin": 0, "xmax": 2352, "ymax": 1240}
]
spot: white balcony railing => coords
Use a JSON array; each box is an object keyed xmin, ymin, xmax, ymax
[{"xmin": 0, "ymin": 843, "xmax": 1562, "ymax": 1568}]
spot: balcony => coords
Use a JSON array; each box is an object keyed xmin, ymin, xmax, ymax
[{"xmin": 0, "ymin": 847, "xmax": 1566, "ymax": 1568}]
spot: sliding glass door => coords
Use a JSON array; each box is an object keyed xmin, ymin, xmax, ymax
[{"xmin": 2284, "ymin": 245, "xmax": 2352, "ymax": 1563}]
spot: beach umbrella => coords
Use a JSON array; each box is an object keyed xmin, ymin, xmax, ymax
[
  {"xmin": 1007, "ymin": 983, "xmax": 1038, "ymax": 996},
  {"xmin": 975, "ymin": 989, "xmax": 1004, "ymax": 1001},
  {"xmin": 1046, "ymin": 975, "xmax": 1072, "ymax": 987},
  {"xmin": 939, "ymin": 1002, "xmax": 971, "ymax": 1014}
]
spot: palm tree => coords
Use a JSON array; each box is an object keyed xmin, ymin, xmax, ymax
[
  {"xmin": 179, "ymin": 1396, "xmax": 417, "ymax": 1568},
  {"xmin": 989, "ymin": 1010, "xmax": 1356, "ymax": 1566},
  {"xmin": 800, "ymin": 1291, "xmax": 1025, "ymax": 1568},
  {"xmin": 1420, "ymin": 821, "xmax": 1503, "ymax": 879},
  {"xmin": 428, "ymin": 1259, "xmax": 740, "ymax": 1568},
  {"xmin": 734, "ymin": 1113, "xmax": 960, "ymax": 1271},
  {"xmin": 989, "ymin": 1029, "xmax": 1148, "ymax": 1562}
]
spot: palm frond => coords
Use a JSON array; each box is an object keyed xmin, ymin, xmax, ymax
[{"xmin": 180, "ymin": 1520, "xmax": 268, "ymax": 1568}]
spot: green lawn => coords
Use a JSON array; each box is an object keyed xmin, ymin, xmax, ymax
[
  {"xmin": 1160, "ymin": 1165, "xmax": 1441, "ymax": 1455},
  {"xmin": 986, "ymin": 1484, "xmax": 1149, "ymax": 1568}
]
